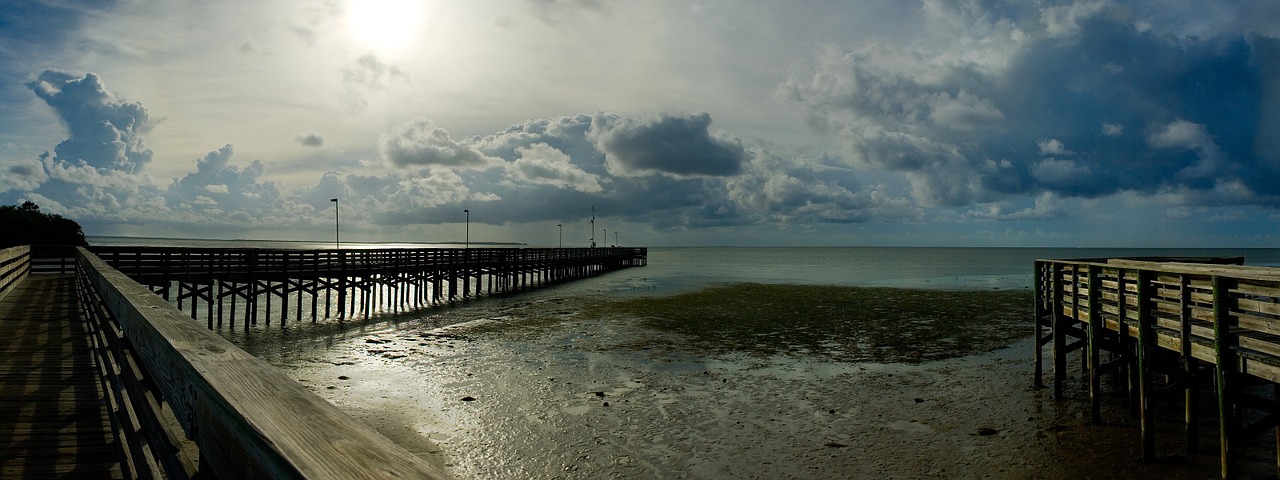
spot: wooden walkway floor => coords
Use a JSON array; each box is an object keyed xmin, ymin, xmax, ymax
[{"xmin": 0, "ymin": 275, "xmax": 123, "ymax": 479}]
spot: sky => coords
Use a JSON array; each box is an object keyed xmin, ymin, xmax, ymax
[{"xmin": 1, "ymin": 0, "xmax": 1277, "ymax": 247}]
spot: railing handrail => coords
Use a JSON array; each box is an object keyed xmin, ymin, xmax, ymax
[
  {"xmin": 76, "ymin": 247, "xmax": 452, "ymax": 479},
  {"xmin": 0, "ymin": 245, "xmax": 31, "ymax": 302},
  {"xmin": 1036, "ymin": 257, "xmax": 1276, "ymax": 283}
]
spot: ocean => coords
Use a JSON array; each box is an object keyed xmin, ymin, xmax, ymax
[{"xmin": 88, "ymin": 236, "xmax": 1280, "ymax": 293}]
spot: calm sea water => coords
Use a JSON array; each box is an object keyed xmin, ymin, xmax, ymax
[{"xmin": 90, "ymin": 236, "xmax": 1279, "ymax": 293}]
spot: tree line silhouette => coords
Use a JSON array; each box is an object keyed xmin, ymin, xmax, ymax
[{"xmin": 0, "ymin": 201, "xmax": 88, "ymax": 248}]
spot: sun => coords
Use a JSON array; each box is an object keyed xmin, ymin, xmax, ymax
[{"xmin": 345, "ymin": 0, "xmax": 425, "ymax": 56}]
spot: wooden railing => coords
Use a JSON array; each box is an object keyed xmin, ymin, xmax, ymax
[
  {"xmin": 1033, "ymin": 257, "xmax": 1279, "ymax": 478},
  {"xmin": 30, "ymin": 244, "xmax": 77, "ymax": 274},
  {"xmin": 0, "ymin": 245, "xmax": 30, "ymax": 301},
  {"xmin": 75, "ymin": 247, "xmax": 452, "ymax": 479}
]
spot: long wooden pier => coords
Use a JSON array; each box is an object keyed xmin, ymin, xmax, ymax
[
  {"xmin": 87, "ymin": 246, "xmax": 647, "ymax": 331},
  {"xmin": 1033, "ymin": 257, "xmax": 1280, "ymax": 479}
]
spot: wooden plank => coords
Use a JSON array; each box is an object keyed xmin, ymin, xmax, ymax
[
  {"xmin": 0, "ymin": 274, "xmax": 123, "ymax": 480},
  {"xmin": 1238, "ymin": 312, "xmax": 1280, "ymax": 336},
  {"xmin": 1236, "ymin": 297, "xmax": 1280, "ymax": 317}
]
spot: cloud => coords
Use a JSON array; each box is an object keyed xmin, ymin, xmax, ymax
[
  {"xmin": 295, "ymin": 132, "xmax": 326, "ymax": 147},
  {"xmin": 379, "ymin": 119, "xmax": 500, "ymax": 169},
  {"xmin": 1, "ymin": 158, "xmax": 48, "ymax": 192},
  {"xmin": 508, "ymin": 143, "xmax": 604, "ymax": 192},
  {"xmin": 27, "ymin": 70, "xmax": 154, "ymax": 173},
  {"xmin": 726, "ymin": 150, "xmax": 915, "ymax": 224},
  {"xmin": 341, "ymin": 53, "xmax": 408, "ymax": 112},
  {"xmin": 589, "ymin": 112, "xmax": 747, "ymax": 177},
  {"xmin": 782, "ymin": 1, "xmax": 1280, "ymax": 207},
  {"xmin": 167, "ymin": 145, "xmax": 281, "ymax": 211},
  {"xmin": 1037, "ymin": 139, "xmax": 1072, "ymax": 156}
]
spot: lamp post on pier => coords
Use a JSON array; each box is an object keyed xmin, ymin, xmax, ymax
[
  {"xmin": 464, "ymin": 209, "xmax": 470, "ymax": 249},
  {"xmin": 558, "ymin": 224, "xmax": 563, "ymax": 248},
  {"xmin": 330, "ymin": 198, "xmax": 339, "ymax": 249},
  {"xmin": 603, "ymin": 228, "xmax": 607, "ymax": 247}
]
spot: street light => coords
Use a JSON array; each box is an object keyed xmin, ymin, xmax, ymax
[
  {"xmin": 330, "ymin": 198, "xmax": 339, "ymax": 249},
  {"xmin": 464, "ymin": 209, "xmax": 470, "ymax": 249},
  {"xmin": 603, "ymin": 228, "xmax": 607, "ymax": 248},
  {"xmin": 558, "ymin": 224, "xmax": 562, "ymax": 248}
]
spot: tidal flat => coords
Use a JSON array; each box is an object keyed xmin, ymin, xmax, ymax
[{"xmin": 249, "ymin": 283, "xmax": 1266, "ymax": 479}]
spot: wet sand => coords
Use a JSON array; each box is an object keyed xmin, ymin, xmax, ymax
[{"xmin": 245, "ymin": 285, "xmax": 1274, "ymax": 479}]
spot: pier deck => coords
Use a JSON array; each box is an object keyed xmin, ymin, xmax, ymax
[{"xmin": 0, "ymin": 274, "xmax": 122, "ymax": 479}]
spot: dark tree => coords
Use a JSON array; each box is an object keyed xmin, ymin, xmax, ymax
[{"xmin": 0, "ymin": 202, "xmax": 89, "ymax": 248}]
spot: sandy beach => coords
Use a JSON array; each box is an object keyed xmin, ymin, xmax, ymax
[{"xmin": 245, "ymin": 285, "xmax": 1275, "ymax": 479}]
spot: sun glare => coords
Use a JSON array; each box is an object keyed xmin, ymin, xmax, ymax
[{"xmin": 345, "ymin": 0, "xmax": 424, "ymax": 55}]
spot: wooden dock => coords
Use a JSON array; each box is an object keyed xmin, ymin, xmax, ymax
[
  {"xmin": 1034, "ymin": 257, "xmax": 1280, "ymax": 479},
  {"xmin": 0, "ymin": 274, "xmax": 123, "ymax": 479},
  {"xmin": 88, "ymin": 246, "xmax": 647, "ymax": 331}
]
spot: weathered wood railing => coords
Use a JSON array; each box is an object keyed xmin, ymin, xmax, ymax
[
  {"xmin": 1033, "ymin": 257, "xmax": 1280, "ymax": 479},
  {"xmin": 31, "ymin": 244, "xmax": 77, "ymax": 274},
  {"xmin": 0, "ymin": 245, "xmax": 31, "ymax": 301},
  {"xmin": 86, "ymin": 246, "xmax": 647, "ymax": 331},
  {"xmin": 75, "ymin": 246, "xmax": 452, "ymax": 479}
]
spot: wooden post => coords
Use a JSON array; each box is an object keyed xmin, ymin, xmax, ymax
[
  {"xmin": 1136, "ymin": 269, "xmax": 1155, "ymax": 460},
  {"xmin": 1212, "ymin": 275, "xmax": 1236, "ymax": 479},
  {"xmin": 1179, "ymin": 274, "xmax": 1199, "ymax": 452},
  {"xmin": 337, "ymin": 250, "xmax": 347, "ymax": 320},
  {"xmin": 1087, "ymin": 265, "xmax": 1102, "ymax": 424},
  {"xmin": 1034, "ymin": 261, "xmax": 1045, "ymax": 389},
  {"xmin": 1052, "ymin": 262, "xmax": 1066, "ymax": 399}
]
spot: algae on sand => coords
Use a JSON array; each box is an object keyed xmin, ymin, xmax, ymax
[{"xmin": 587, "ymin": 283, "xmax": 1032, "ymax": 363}]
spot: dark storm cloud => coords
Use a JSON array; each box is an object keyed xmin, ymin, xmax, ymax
[
  {"xmin": 27, "ymin": 70, "xmax": 153, "ymax": 173},
  {"xmin": 784, "ymin": 2, "xmax": 1280, "ymax": 207},
  {"xmin": 589, "ymin": 112, "xmax": 747, "ymax": 177}
]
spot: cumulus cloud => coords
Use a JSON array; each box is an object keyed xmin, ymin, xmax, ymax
[
  {"xmin": 508, "ymin": 143, "xmax": 604, "ymax": 192},
  {"xmin": 379, "ymin": 119, "xmax": 500, "ymax": 169},
  {"xmin": 1037, "ymin": 139, "xmax": 1072, "ymax": 156},
  {"xmin": 783, "ymin": 1, "xmax": 1280, "ymax": 207},
  {"xmin": 167, "ymin": 145, "xmax": 281, "ymax": 211},
  {"xmin": 0, "ymin": 73, "xmax": 318, "ymax": 233},
  {"xmin": 27, "ymin": 70, "xmax": 153, "ymax": 173},
  {"xmin": 1, "ymin": 158, "xmax": 48, "ymax": 192},
  {"xmin": 589, "ymin": 112, "xmax": 746, "ymax": 177}
]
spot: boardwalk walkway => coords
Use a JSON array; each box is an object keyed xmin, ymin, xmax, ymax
[{"xmin": 0, "ymin": 275, "xmax": 122, "ymax": 479}]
